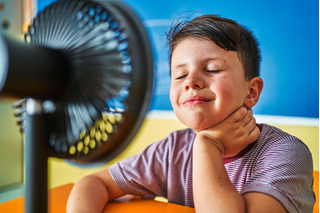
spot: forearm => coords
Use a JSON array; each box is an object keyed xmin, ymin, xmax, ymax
[
  {"xmin": 192, "ymin": 135, "xmax": 246, "ymax": 213},
  {"xmin": 67, "ymin": 175, "xmax": 109, "ymax": 213}
]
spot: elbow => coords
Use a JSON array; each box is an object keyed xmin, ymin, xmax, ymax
[
  {"xmin": 67, "ymin": 175, "xmax": 110, "ymax": 213},
  {"xmin": 194, "ymin": 195, "xmax": 246, "ymax": 213}
]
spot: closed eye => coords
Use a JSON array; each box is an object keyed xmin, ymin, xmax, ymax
[
  {"xmin": 206, "ymin": 70, "xmax": 222, "ymax": 73},
  {"xmin": 175, "ymin": 74, "xmax": 187, "ymax": 80}
]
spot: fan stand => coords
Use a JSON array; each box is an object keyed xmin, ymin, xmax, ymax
[{"xmin": 25, "ymin": 98, "xmax": 49, "ymax": 213}]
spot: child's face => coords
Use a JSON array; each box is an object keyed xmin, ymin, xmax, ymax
[{"xmin": 170, "ymin": 37, "xmax": 251, "ymax": 131}]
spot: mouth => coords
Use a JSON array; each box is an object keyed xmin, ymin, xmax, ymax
[{"xmin": 183, "ymin": 95, "xmax": 213, "ymax": 106}]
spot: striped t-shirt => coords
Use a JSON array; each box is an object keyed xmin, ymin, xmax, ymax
[{"xmin": 109, "ymin": 124, "xmax": 315, "ymax": 212}]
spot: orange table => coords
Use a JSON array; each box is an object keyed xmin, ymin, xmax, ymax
[{"xmin": 0, "ymin": 183, "xmax": 195, "ymax": 213}]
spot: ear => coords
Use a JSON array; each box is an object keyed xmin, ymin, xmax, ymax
[{"xmin": 244, "ymin": 77, "xmax": 263, "ymax": 108}]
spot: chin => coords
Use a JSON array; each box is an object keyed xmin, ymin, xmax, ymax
[
  {"xmin": 181, "ymin": 118, "xmax": 220, "ymax": 132},
  {"xmin": 174, "ymin": 108, "xmax": 227, "ymax": 131}
]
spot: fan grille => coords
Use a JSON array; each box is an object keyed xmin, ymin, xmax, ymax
[{"xmin": 23, "ymin": 0, "xmax": 153, "ymax": 163}]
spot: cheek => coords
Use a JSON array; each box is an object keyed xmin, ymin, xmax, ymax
[
  {"xmin": 214, "ymin": 81, "xmax": 246, "ymax": 107},
  {"xmin": 169, "ymin": 85, "xmax": 178, "ymax": 106}
]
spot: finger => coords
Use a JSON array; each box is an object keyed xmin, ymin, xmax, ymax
[
  {"xmin": 245, "ymin": 115, "xmax": 257, "ymax": 133},
  {"xmin": 231, "ymin": 106, "xmax": 247, "ymax": 122},
  {"xmin": 248, "ymin": 125, "xmax": 260, "ymax": 142},
  {"xmin": 242, "ymin": 109, "xmax": 254, "ymax": 127},
  {"xmin": 239, "ymin": 124, "xmax": 260, "ymax": 147}
]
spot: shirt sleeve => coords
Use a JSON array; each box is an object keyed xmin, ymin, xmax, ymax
[
  {"xmin": 108, "ymin": 137, "xmax": 169, "ymax": 199},
  {"xmin": 241, "ymin": 139, "xmax": 315, "ymax": 213}
]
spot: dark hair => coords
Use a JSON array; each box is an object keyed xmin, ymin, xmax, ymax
[{"xmin": 167, "ymin": 15, "xmax": 261, "ymax": 80}]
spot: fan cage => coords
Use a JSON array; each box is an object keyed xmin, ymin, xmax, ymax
[{"xmin": 22, "ymin": 0, "xmax": 153, "ymax": 163}]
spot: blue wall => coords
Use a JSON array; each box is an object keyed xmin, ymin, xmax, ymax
[{"xmin": 37, "ymin": 0, "xmax": 319, "ymax": 118}]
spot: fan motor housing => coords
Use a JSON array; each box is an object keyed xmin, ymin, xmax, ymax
[{"xmin": 0, "ymin": 34, "xmax": 69, "ymax": 100}]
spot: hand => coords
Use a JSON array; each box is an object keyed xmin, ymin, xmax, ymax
[{"xmin": 196, "ymin": 106, "xmax": 260, "ymax": 157}]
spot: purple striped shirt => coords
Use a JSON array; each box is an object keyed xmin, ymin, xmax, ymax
[{"xmin": 109, "ymin": 124, "xmax": 315, "ymax": 212}]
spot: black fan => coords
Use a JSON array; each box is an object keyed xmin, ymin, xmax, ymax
[{"xmin": 0, "ymin": 0, "xmax": 153, "ymax": 212}]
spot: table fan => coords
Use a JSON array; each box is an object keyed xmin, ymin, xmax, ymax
[{"xmin": 0, "ymin": 0, "xmax": 153, "ymax": 212}]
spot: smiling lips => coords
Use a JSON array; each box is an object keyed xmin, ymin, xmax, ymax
[{"xmin": 183, "ymin": 95, "xmax": 213, "ymax": 106}]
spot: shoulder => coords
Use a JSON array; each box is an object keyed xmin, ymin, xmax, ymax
[
  {"xmin": 256, "ymin": 124, "xmax": 311, "ymax": 156},
  {"xmin": 246, "ymin": 124, "xmax": 314, "ymax": 181},
  {"xmin": 166, "ymin": 128, "xmax": 196, "ymax": 146},
  {"xmin": 258, "ymin": 124, "xmax": 302, "ymax": 143},
  {"xmin": 242, "ymin": 124, "xmax": 315, "ymax": 212},
  {"xmin": 152, "ymin": 128, "xmax": 196, "ymax": 157}
]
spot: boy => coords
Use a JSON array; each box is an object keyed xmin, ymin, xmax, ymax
[{"xmin": 67, "ymin": 15, "xmax": 315, "ymax": 213}]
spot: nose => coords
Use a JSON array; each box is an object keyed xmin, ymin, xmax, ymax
[{"xmin": 184, "ymin": 74, "xmax": 205, "ymax": 91}]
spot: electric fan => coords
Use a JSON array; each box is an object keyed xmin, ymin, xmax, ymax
[{"xmin": 0, "ymin": 0, "xmax": 153, "ymax": 212}]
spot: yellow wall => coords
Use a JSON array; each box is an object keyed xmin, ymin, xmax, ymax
[
  {"xmin": 0, "ymin": 102, "xmax": 23, "ymax": 189},
  {"xmin": 48, "ymin": 117, "xmax": 319, "ymax": 189}
]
